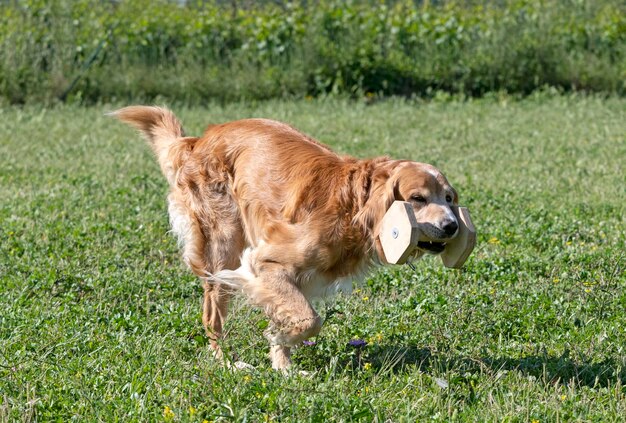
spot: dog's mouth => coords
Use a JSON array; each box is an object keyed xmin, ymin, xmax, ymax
[{"xmin": 417, "ymin": 241, "xmax": 446, "ymax": 254}]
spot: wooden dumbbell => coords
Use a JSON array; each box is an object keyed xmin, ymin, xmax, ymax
[
  {"xmin": 440, "ymin": 206, "xmax": 476, "ymax": 268},
  {"xmin": 379, "ymin": 201, "xmax": 476, "ymax": 268},
  {"xmin": 378, "ymin": 201, "xmax": 420, "ymax": 264}
]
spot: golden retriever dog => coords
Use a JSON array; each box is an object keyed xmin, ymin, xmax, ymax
[{"xmin": 113, "ymin": 106, "xmax": 460, "ymax": 371}]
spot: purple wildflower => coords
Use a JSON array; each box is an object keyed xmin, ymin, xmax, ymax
[
  {"xmin": 302, "ymin": 340, "xmax": 316, "ymax": 346},
  {"xmin": 348, "ymin": 339, "xmax": 367, "ymax": 348}
]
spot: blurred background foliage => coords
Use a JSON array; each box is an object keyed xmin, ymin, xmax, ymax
[{"xmin": 1, "ymin": 0, "xmax": 624, "ymax": 104}]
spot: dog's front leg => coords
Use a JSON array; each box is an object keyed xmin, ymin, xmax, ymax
[
  {"xmin": 246, "ymin": 263, "xmax": 322, "ymax": 371},
  {"xmin": 269, "ymin": 345, "xmax": 292, "ymax": 370}
]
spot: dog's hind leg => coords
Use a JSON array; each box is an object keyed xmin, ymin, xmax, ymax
[
  {"xmin": 202, "ymin": 282, "xmax": 232, "ymax": 357},
  {"xmin": 200, "ymin": 219, "xmax": 246, "ymax": 359},
  {"xmin": 168, "ymin": 190, "xmax": 244, "ymax": 359}
]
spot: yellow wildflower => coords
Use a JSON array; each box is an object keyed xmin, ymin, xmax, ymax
[{"xmin": 163, "ymin": 406, "xmax": 175, "ymax": 420}]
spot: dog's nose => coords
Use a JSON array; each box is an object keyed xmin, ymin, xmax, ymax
[{"xmin": 442, "ymin": 220, "xmax": 458, "ymax": 237}]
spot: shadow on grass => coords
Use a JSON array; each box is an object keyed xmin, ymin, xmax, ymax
[{"xmin": 369, "ymin": 345, "xmax": 626, "ymax": 388}]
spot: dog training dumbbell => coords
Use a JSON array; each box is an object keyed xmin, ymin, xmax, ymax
[{"xmin": 379, "ymin": 201, "xmax": 476, "ymax": 268}]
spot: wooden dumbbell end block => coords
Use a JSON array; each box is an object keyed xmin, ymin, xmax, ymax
[
  {"xmin": 441, "ymin": 206, "xmax": 476, "ymax": 269},
  {"xmin": 379, "ymin": 201, "xmax": 420, "ymax": 264}
]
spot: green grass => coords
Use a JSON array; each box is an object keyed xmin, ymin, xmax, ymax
[{"xmin": 1, "ymin": 94, "xmax": 625, "ymax": 421}]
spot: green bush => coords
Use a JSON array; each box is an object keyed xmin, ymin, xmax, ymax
[{"xmin": 1, "ymin": 0, "xmax": 624, "ymax": 104}]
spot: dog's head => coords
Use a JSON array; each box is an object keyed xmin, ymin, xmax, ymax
[
  {"xmin": 358, "ymin": 160, "xmax": 460, "ymax": 262},
  {"xmin": 392, "ymin": 162, "xmax": 459, "ymax": 258}
]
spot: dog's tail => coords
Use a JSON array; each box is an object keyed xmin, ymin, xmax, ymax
[
  {"xmin": 110, "ymin": 106, "xmax": 195, "ymax": 186},
  {"xmin": 208, "ymin": 248, "xmax": 256, "ymax": 290}
]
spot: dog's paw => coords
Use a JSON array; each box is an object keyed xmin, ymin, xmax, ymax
[
  {"xmin": 296, "ymin": 369, "xmax": 316, "ymax": 378},
  {"xmin": 278, "ymin": 367, "xmax": 316, "ymax": 378},
  {"xmin": 228, "ymin": 360, "xmax": 256, "ymax": 371}
]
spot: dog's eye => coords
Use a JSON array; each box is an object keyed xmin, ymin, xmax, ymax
[
  {"xmin": 411, "ymin": 195, "xmax": 427, "ymax": 204},
  {"xmin": 446, "ymin": 195, "xmax": 452, "ymax": 203}
]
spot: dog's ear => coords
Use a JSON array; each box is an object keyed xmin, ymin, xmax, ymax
[{"xmin": 353, "ymin": 162, "xmax": 400, "ymax": 233}]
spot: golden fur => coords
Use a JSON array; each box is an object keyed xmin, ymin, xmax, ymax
[{"xmin": 112, "ymin": 106, "xmax": 460, "ymax": 370}]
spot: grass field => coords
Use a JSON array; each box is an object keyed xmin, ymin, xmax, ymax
[{"xmin": 1, "ymin": 94, "xmax": 625, "ymax": 421}]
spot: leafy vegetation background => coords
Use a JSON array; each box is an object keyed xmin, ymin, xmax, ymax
[{"xmin": 1, "ymin": 0, "xmax": 625, "ymax": 104}]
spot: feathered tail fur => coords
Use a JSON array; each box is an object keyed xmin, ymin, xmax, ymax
[{"xmin": 110, "ymin": 106, "xmax": 192, "ymax": 185}]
